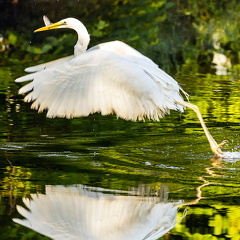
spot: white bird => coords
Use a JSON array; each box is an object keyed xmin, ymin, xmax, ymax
[
  {"xmin": 15, "ymin": 16, "xmax": 227, "ymax": 157},
  {"xmin": 13, "ymin": 184, "xmax": 181, "ymax": 240}
]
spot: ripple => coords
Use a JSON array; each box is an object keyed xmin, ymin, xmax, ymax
[
  {"xmin": 38, "ymin": 152, "xmax": 80, "ymax": 159},
  {"xmin": 0, "ymin": 143, "xmax": 24, "ymax": 150},
  {"xmin": 143, "ymin": 161, "xmax": 184, "ymax": 169}
]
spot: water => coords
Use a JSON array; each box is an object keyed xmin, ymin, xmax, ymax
[{"xmin": 0, "ymin": 65, "xmax": 240, "ymax": 239}]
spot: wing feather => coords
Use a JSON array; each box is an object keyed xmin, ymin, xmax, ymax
[
  {"xmin": 16, "ymin": 41, "xmax": 185, "ymax": 120},
  {"xmin": 25, "ymin": 55, "xmax": 74, "ymax": 73}
]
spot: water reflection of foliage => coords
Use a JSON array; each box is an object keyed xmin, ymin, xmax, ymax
[
  {"xmin": 176, "ymin": 74, "xmax": 240, "ymax": 124},
  {"xmin": 173, "ymin": 205, "xmax": 240, "ymax": 240},
  {"xmin": 2, "ymin": 166, "xmax": 32, "ymax": 198},
  {"xmin": 0, "ymin": 165, "xmax": 32, "ymax": 217},
  {"xmin": 171, "ymin": 156, "xmax": 240, "ymax": 240}
]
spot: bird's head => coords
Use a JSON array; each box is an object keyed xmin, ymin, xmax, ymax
[{"xmin": 34, "ymin": 16, "xmax": 90, "ymax": 55}]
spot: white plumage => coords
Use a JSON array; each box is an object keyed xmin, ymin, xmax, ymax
[
  {"xmin": 15, "ymin": 16, "xmax": 228, "ymax": 157},
  {"xmin": 16, "ymin": 37, "xmax": 185, "ymax": 120},
  {"xmin": 13, "ymin": 185, "xmax": 181, "ymax": 240}
]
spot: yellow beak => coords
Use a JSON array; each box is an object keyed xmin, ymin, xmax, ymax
[{"xmin": 34, "ymin": 21, "xmax": 66, "ymax": 32}]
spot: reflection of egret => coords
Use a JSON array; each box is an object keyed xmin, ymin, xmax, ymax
[
  {"xmin": 13, "ymin": 185, "xmax": 181, "ymax": 240},
  {"xmin": 15, "ymin": 16, "xmax": 227, "ymax": 157}
]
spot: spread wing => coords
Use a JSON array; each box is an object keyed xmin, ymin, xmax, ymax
[{"xmin": 16, "ymin": 41, "xmax": 185, "ymax": 120}]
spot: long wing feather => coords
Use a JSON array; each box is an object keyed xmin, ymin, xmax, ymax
[{"xmin": 25, "ymin": 55, "xmax": 74, "ymax": 73}]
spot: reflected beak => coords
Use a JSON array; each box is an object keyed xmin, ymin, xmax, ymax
[{"xmin": 34, "ymin": 21, "xmax": 66, "ymax": 32}]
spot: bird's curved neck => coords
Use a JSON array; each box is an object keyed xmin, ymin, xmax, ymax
[{"xmin": 73, "ymin": 22, "xmax": 90, "ymax": 56}]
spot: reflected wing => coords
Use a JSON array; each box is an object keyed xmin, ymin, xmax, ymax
[
  {"xmin": 16, "ymin": 42, "xmax": 185, "ymax": 120},
  {"xmin": 13, "ymin": 185, "xmax": 180, "ymax": 240}
]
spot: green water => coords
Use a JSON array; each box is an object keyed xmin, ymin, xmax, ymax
[{"xmin": 0, "ymin": 66, "xmax": 240, "ymax": 239}]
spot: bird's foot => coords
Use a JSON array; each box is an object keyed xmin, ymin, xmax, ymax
[{"xmin": 212, "ymin": 140, "xmax": 228, "ymax": 158}]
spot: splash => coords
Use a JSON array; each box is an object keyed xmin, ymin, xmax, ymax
[{"xmin": 223, "ymin": 152, "xmax": 240, "ymax": 159}]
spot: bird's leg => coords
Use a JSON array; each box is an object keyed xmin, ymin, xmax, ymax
[{"xmin": 175, "ymin": 100, "xmax": 226, "ymax": 157}]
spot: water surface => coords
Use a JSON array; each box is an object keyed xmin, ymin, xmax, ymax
[{"xmin": 0, "ymin": 66, "xmax": 240, "ymax": 239}]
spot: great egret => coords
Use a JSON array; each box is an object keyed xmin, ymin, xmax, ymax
[{"xmin": 15, "ymin": 16, "xmax": 227, "ymax": 157}]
